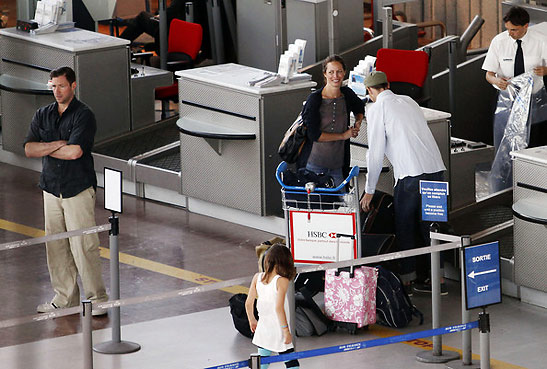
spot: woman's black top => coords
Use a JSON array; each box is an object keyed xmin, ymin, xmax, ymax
[{"xmin": 298, "ymin": 86, "xmax": 364, "ymax": 178}]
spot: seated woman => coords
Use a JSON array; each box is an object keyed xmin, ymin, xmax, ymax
[{"xmin": 298, "ymin": 55, "xmax": 364, "ymax": 186}]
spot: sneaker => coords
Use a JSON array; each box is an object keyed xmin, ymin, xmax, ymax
[
  {"xmin": 36, "ymin": 302, "xmax": 60, "ymax": 313},
  {"xmin": 413, "ymin": 280, "xmax": 448, "ymax": 295},
  {"xmin": 91, "ymin": 306, "xmax": 108, "ymax": 317}
]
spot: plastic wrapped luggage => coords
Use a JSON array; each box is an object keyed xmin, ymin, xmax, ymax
[{"xmin": 324, "ymin": 266, "xmax": 378, "ymax": 333}]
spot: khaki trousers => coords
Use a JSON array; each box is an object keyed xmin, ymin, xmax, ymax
[{"xmin": 43, "ymin": 187, "xmax": 107, "ymax": 308}]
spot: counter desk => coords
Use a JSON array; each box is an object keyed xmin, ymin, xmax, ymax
[
  {"xmin": 511, "ymin": 146, "xmax": 547, "ymax": 307},
  {"xmin": 176, "ymin": 64, "xmax": 316, "ymax": 216},
  {"xmin": 0, "ymin": 27, "xmax": 130, "ymax": 155}
]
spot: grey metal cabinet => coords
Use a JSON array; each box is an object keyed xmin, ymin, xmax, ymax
[
  {"xmin": 0, "ymin": 27, "xmax": 131, "ymax": 155},
  {"xmin": 237, "ymin": 0, "xmax": 285, "ymax": 72},
  {"xmin": 286, "ymin": 0, "xmax": 364, "ymax": 67},
  {"xmin": 511, "ymin": 146, "xmax": 547, "ymax": 300}
]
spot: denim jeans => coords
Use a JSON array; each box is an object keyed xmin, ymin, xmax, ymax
[{"xmin": 393, "ymin": 171, "xmax": 444, "ymax": 284}]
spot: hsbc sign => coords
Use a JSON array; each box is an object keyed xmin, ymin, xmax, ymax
[{"xmin": 289, "ymin": 210, "xmax": 357, "ymax": 264}]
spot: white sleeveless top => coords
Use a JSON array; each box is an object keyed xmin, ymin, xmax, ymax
[{"xmin": 252, "ymin": 273, "xmax": 294, "ymax": 352}]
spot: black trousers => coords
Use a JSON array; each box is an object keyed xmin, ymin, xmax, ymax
[{"xmin": 120, "ymin": 11, "xmax": 159, "ymax": 51}]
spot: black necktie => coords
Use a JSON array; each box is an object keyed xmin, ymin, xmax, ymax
[{"xmin": 514, "ymin": 39, "xmax": 524, "ymax": 77}]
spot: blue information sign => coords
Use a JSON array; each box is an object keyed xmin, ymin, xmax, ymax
[
  {"xmin": 463, "ymin": 241, "xmax": 502, "ymax": 310},
  {"xmin": 420, "ymin": 180, "xmax": 448, "ymax": 222}
]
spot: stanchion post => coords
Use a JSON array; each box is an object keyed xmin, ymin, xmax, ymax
[
  {"xmin": 431, "ymin": 224, "xmax": 442, "ymax": 356},
  {"xmin": 110, "ymin": 213, "xmax": 121, "ymax": 342},
  {"xmin": 288, "ymin": 279, "xmax": 296, "ymax": 349},
  {"xmin": 93, "ymin": 213, "xmax": 141, "ymax": 354},
  {"xmin": 382, "ymin": 6, "xmax": 393, "ymax": 49},
  {"xmin": 250, "ymin": 353, "xmax": 261, "ymax": 369},
  {"xmin": 446, "ymin": 236, "xmax": 480, "ymax": 369},
  {"xmin": 416, "ymin": 224, "xmax": 459, "ymax": 363},
  {"xmin": 82, "ymin": 300, "xmax": 93, "ymax": 369},
  {"xmin": 461, "ymin": 236, "xmax": 473, "ymax": 363},
  {"xmin": 479, "ymin": 308, "xmax": 491, "ymax": 369}
]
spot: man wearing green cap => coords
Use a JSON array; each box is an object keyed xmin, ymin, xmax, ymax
[{"xmin": 361, "ymin": 71, "xmax": 446, "ymax": 292}]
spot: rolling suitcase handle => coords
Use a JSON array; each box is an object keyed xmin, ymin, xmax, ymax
[{"xmin": 335, "ymin": 233, "xmax": 355, "ymax": 277}]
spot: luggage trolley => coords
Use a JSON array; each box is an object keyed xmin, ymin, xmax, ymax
[{"xmin": 275, "ymin": 162, "xmax": 362, "ymax": 265}]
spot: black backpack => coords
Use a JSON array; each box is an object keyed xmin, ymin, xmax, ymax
[
  {"xmin": 278, "ymin": 114, "xmax": 306, "ymax": 164},
  {"xmin": 375, "ymin": 266, "xmax": 423, "ymax": 328},
  {"xmin": 228, "ymin": 293, "xmax": 258, "ymax": 338}
]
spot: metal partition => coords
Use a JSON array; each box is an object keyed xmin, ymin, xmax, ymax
[
  {"xmin": 430, "ymin": 53, "xmax": 497, "ymax": 144},
  {"xmin": 300, "ymin": 23, "xmax": 418, "ymax": 85}
]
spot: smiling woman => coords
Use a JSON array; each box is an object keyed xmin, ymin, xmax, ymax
[{"xmin": 296, "ymin": 55, "xmax": 365, "ymax": 187}]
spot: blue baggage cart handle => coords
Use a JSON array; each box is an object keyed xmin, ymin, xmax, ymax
[{"xmin": 276, "ymin": 161, "xmax": 360, "ymax": 193}]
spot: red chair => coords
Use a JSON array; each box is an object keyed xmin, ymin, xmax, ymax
[
  {"xmin": 375, "ymin": 48, "xmax": 430, "ymax": 106},
  {"xmin": 155, "ymin": 19, "xmax": 203, "ymax": 119}
]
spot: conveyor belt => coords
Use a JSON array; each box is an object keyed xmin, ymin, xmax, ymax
[
  {"xmin": 139, "ymin": 147, "xmax": 181, "ymax": 172},
  {"xmin": 92, "ymin": 117, "xmax": 182, "ymax": 194},
  {"xmin": 450, "ymin": 202, "xmax": 514, "ymax": 259},
  {"xmin": 94, "ymin": 118, "xmax": 179, "ymax": 162}
]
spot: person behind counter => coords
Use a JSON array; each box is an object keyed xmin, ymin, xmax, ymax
[
  {"xmin": 297, "ymin": 55, "xmax": 364, "ymax": 186},
  {"xmin": 120, "ymin": 0, "xmax": 209, "ymax": 57},
  {"xmin": 482, "ymin": 5, "xmax": 547, "ymax": 192},
  {"xmin": 360, "ymin": 71, "xmax": 446, "ymax": 294}
]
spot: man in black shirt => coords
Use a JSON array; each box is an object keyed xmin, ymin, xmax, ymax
[{"xmin": 24, "ymin": 66, "xmax": 107, "ymax": 315}]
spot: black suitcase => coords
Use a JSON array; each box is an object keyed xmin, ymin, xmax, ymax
[
  {"xmin": 361, "ymin": 190, "xmax": 395, "ymax": 235},
  {"xmin": 360, "ymin": 191, "xmax": 397, "ymax": 260}
]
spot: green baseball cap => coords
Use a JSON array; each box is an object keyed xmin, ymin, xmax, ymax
[{"xmin": 364, "ymin": 71, "xmax": 388, "ymax": 87}]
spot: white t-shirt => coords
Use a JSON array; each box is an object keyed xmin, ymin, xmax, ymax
[
  {"xmin": 252, "ymin": 273, "xmax": 293, "ymax": 353},
  {"xmin": 482, "ymin": 28, "xmax": 547, "ymax": 91},
  {"xmin": 365, "ymin": 90, "xmax": 446, "ymax": 194}
]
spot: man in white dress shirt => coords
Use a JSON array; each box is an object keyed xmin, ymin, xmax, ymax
[
  {"xmin": 482, "ymin": 6, "xmax": 547, "ymax": 192},
  {"xmin": 361, "ymin": 71, "xmax": 446, "ymax": 291}
]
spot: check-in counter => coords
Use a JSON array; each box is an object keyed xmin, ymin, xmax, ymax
[
  {"xmin": 0, "ymin": 27, "xmax": 130, "ymax": 155},
  {"xmin": 511, "ymin": 146, "xmax": 547, "ymax": 307},
  {"xmin": 176, "ymin": 64, "xmax": 316, "ymax": 216}
]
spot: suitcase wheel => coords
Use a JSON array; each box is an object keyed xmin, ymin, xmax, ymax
[{"xmin": 334, "ymin": 321, "xmax": 360, "ymax": 334}]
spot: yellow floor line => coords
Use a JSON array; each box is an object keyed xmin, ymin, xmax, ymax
[
  {"xmin": 99, "ymin": 247, "xmax": 248, "ymax": 295},
  {"xmin": 0, "ymin": 219, "xmax": 45, "ymax": 238},
  {"xmin": 0, "ymin": 219, "xmax": 248, "ymax": 295}
]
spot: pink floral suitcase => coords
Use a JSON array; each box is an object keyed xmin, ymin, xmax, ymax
[{"xmin": 324, "ymin": 266, "xmax": 378, "ymax": 331}]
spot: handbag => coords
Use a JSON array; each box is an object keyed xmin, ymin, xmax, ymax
[{"xmin": 278, "ymin": 114, "xmax": 306, "ymax": 164}]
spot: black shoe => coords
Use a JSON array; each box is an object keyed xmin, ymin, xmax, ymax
[
  {"xmin": 413, "ymin": 280, "xmax": 448, "ymax": 295},
  {"xmin": 403, "ymin": 283, "xmax": 413, "ymax": 297}
]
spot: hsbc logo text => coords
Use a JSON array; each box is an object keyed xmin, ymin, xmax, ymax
[{"xmin": 307, "ymin": 231, "xmax": 337, "ymax": 239}]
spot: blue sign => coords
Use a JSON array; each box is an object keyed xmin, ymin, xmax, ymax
[
  {"xmin": 463, "ymin": 241, "xmax": 502, "ymax": 310},
  {"xmin": 420, "ymin": 180, "xmax": 448, "ymax": 222}
]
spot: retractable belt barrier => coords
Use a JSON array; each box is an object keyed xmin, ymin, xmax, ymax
[
  {"xmin": 0, "ymin": 224, "xmax": 505, "ymax": 369},
  {"xmin": 205, "ymin": 322, "xmax": 479, "ymax": 369},
  {"xmin": 0, "ymin": 237, "xmax": 459, "ymax": 329},
  {"xmin": 0, "ymin": 224, "xmax": 111, "ymax": 252}
]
